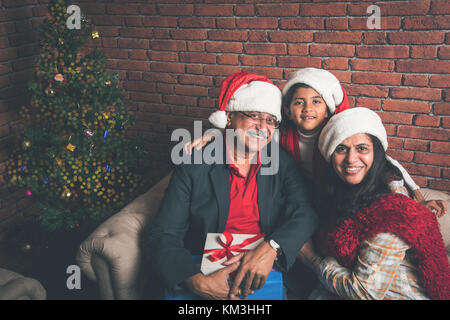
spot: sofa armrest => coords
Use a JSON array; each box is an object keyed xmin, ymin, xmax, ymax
[
  {"xmin": 0, "ymin": 268, "xmax": 46, "ymax": 300},
  {"xmin": 76, "ymin": 172, "xmax": 172, "ymax": 299}
]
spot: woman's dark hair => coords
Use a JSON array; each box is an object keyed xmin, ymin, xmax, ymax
[
  {"xmin": 281, "ymin": 82, "xmax": 332, "ymax": 131},
  {"xmin": 315, "ymin": 134, "xmax": 406, "ymax": 225}
]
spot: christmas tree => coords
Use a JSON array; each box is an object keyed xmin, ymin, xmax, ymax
[{"xmin": 6, "ymin": 0, "xmax": 148, "ymax": 232}]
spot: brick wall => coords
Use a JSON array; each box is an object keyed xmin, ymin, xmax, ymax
[{"xmin": 1, "ymin": 0, "xmax": 449, "ymax": 237}]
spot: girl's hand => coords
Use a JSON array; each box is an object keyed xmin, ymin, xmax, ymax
[
  {"xmin": 183, "ymin": 135, "xmax": 215, "ymax": 155},
  {"xmin": 420, "ymin": 199, "xmax": 447, "ymax": 218}
]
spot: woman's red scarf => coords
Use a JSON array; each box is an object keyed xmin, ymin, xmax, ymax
[{"xmin": 316, "ymin": 192, "xmax": 450, "ymax": 300}]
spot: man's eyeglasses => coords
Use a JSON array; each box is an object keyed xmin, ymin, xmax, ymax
[{"xmin": 239, "ymin": 111, "xmax": 280, "ymax": 128}]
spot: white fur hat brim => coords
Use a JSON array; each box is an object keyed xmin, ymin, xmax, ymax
[{"xmin": 318, "ymin": 107, "xmax": 388, "ymax": 162}]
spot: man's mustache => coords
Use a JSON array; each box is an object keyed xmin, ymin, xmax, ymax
[{"xmin": 246, "ymin": 129, "xmax": 269, "ymax": 140}]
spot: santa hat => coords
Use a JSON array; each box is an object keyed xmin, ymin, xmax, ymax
[
  {"xmin": 208, "ymin": 72, "xmax": 282, "ymax": 129},
  {"xmin": 318, "ymin": 107, "xmax": 387, "ymax": 162},
  {"xmin": 282, "ymin": 68, "xmax": 349, "ymax": 114}
]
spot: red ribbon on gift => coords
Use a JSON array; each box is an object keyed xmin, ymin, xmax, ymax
[{"xmin": 203, "ymin": 232, "xmax": 265, "ymax": 262}]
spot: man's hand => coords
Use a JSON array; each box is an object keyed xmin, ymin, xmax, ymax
[
  {"xmin": 224, "ymin": 241, "xmax": 277, "ymax": 299},
  {"xmin": 183, "ymin": 262, "xmax": 242, "ymax": 300}
]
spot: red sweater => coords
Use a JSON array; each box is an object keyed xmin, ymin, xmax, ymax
[{"xmin": 316, "ymin": 193, "xmax": 450, "ymax": 300}]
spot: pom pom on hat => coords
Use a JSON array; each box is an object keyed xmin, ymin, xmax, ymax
[
  {"xmin": 209, "ymin": 72, "xmax": 282, "ymax": 129},
  {"xmin": 282, "ymin": 68, "xmax": 348, "ymax": 114},
  {"xmin": 318, "ymin": 107, "xmax": 388, "ymax": 162}
]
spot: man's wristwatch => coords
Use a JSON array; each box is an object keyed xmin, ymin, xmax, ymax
[{"xmin": 268, "ymin": 239, "xmax": 282, "ymax": 259}]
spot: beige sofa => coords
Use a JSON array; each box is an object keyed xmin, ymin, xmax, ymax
[
  {"xmin": 0, "ymin": 268, "xmax": 46, "ymax": 300},
  {"xmin": 76, "ymin": 172, "xmax": 450, "ymax": 300}
]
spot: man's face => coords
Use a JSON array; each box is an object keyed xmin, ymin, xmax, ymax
[{"xmin": 226, "ymin": 111, "xmax": 277, "ymax": 155}]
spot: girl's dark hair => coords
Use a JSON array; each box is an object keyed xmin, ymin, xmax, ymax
[
  {"xmin": 315, "ymin": 134, "xmax": 406, "ymax": 225},
  {"xmin": 280, "ymin": 82, "xmax": 332, "ymax": 130}
]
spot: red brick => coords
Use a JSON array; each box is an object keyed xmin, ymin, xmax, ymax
[
  {"xmin": 350, "ymin": 59, "xmax": 394, "ymax": 72},
  {"xmin": 256, "ymin": 4, "xmax": 299, "ymax": 16},
  {"xmin": 356, "ymin": 97, "xmax": 381, "ymax": 110},
  {"xmin": 378, "ymin": 112, "xmax": 413, "ymax": 125},
  {"xmin": 414, "ymin": 152, "xmax": 449, "ymax": 167},
  {"xmin": 310, "ymin": 44, "xmax": 354, "ymax": 57},
  {"xmin": 403, "ymin": 74, "xmax": 429, "ymax": 87},
  {"xmin": 346, "ymin": 85, "xmax": 389, "ymax": 98},
  {"xmin": 430, "ymin": 141, "xmax": 450, "ymax": 154},
  {"xmin": 171, "ymin": 29, "xmax": 207, "ymax": 40},
  {"xmin": 404, "ymin": 139, "xmax": 429, "ymax": 151},
  {"xmin": 389, "ymin": 31, "xmax": 445, "ymax": 44},
  {"xmin": 386, "ymin": 149, "xmax": 414, "ymax": 162},
  {"xmin": 314, "ymin": 32, "xmax": 362, "ymax": 44},
  {"xmin": 348, "ymin": 2, "xmax": 431, "ymax": 16},
  {"xmin": 414, "ymin": 115, "xmax": 441, "ymax": 127},
  {"xmin": 410, "ymin": 46, "xmax": 438, "ymax": 59},
  {"xmin": 249, "ymin": 31, "xmax": 268, "ymax": 42},
  {"xmin": 175, "ymin": 85, "xmax": 208, "ymax": 97},
  {"xmin": 387, "ymin": 137, "xmax": 404, "ymax": 149},
  {"xmin": 431, "ymin": 0, "xmax": 450, "ymax": 14},
  {"xmin": 203, "ymin": 65, "xmax": 241, "ymax": 76},
  {"xmin": 130, "ymin": 92, "xmax": 162, "ymax": 103},
  {"xmin": 195, "ymin": 5, "xmax": 234, "ymax": 17},
  {"xmin": 158, "ymin": 4, "xmax": 194, "ymax": 16},
  {"xmin": 107, "ymin": 4, "xmax": 140, "ymax": 15},
  {"xmin": 444, "ymin": 168, "xmax": 450, "ymax": 179},
  {"xmin": 397, "ymin": 126, "xmax": 449, "ymax": 141},
  {"xmin": 236, "ymin": 18, "xmax": 278, "ymax": 29},
  {"xmin": 430, "ymin": 75, "xmax": 450, "ymax": 88},
  {"xmin": 287, "ymin": 44, "xmax": 308, "ymax": 56},
  {"xmin": 300, "ymin": 3, "xmax": 347, "ymax": 16},
  {"xmin": 163, "ymin": 95, "xmax": 197, "ymax": 107},
  {"xmin": 391, "ymin": 87, "xmax": 441, "ymax": 101},
  {"xmin": 179, "ymin": 52, "xmax": 216, "ymax": 64},
  {"xmin": 402, "ymin": 163, "xmax": 441, "ymax": 178},
  {"xmin": 323, "ymin": 58, "xmax": 348, "ymax": 70},
  {"xmin": 443, "ymin": 117, "xmax": 450, "ymax": 129},
  {"xmin": 349, "ymin": 17, "xmax": 401, "ymax": 30},
  {"xmin": 434, "ymin": 103, "xmax": 450, "ymax": 115},
  {"xmin": 277, "ymin": 57, "xmax": 322, "ymax": 68},
  {"xmin": 217, "ymin": 54, "xmax": 239, "ymax": 65},
  {"xmin": 356, "ymin": 46, "xmax": 409, "ymax": 58},
  {"xmin": 428, "ymin": 179, "xmax": 450, "ymax": 192},
  {"xmin": 208, "ymin": 30, "xmax": 247, "ymax": 41},
  {"xmin": 244, "ymin": 43, "xmax": 286, "ymax": 55},
  {"xmin": 242, "ymin": 67, "xmax": 283, "ymax": 80},
  {"xmin": 438, "ymin": 46, "xmax": 450, "ymax": 59},
  {"xmin": 268, "ymin": 31, "xmax": 314, "ymax": 43},
  {"xmin": 240, "ymin": 55, "xmax": 276, "ymax": 67},
  {"xmin": 179, "ymin": 17, "xmax": 215, "ymax": 28},
  {"xmin": 187, "ymin": 41, "xmax": 204, "ymax": 52},
  {"xmin": 382, "ymin": 100, "xmax": 431, "ymax": 113},
  {"xmin": 279, "ymin": 18, "xmax": 324, "ymax": 30},
  {"xmin": 235, "ymin": 5, "xmax": 255, "ymax": 16},
  {"xmin": 396, "ymin": 61, "xmax": 450, "ymax": 74},
  {"xmin": 352, "ymin": 72, "xmax": 401, "ymax": 86},
  {"xmin": 403, "ymin": 16, "xmax": 450, "ymax": 30},
  {"xmin": 148, "ymin": 51, "xmax": 178, "ymax": 62},
  {"xmin": 118, "ymin": 38, "xmax": 149, "ymax": 49},
  {"xmin": 150, "ymin": 62, "xmax": 185, "ymax": 73},
  {"xmin": 325, "ymin": 18, "xmax": 348, "ymax": 30},
  {"xmin": 206, "ymin": 42, "xmax": 242, "ymax": 53},
  {"xmin": 179, "ymin": 75, "xmax": 213, "ymax": 86},
  {"xmin": 151, "ymin": 40, "xmax": 186, "ymax": 51}
]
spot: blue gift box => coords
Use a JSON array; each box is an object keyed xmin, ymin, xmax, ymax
[{"xmin": 165, "ymin": 256, "xmax": 284, "ymax": 300}]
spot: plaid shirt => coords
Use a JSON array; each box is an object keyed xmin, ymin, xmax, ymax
[{"xmin": 311, "ymin": 181, "xmax": 431, "ymax": 300}]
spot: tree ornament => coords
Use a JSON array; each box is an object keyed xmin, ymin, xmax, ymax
[
  {"xmin": 54, "ymin": 73, "xmax": 64, "ymax": 82},
  {"xmin": 66, "ymin": 143, "xmax": 76, "ymax": 152},
  {"xmin": 26, "ymin": 190, "xmax": 32, "ymax": 197},
  {"xmin": 22, "ymin": 140, "xmax": 31, "ymax": 148},
  {"xmin": 91, "ymin": 30, "xmax": 99, "ymax": 39}
]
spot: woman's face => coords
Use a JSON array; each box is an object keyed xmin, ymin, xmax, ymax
[
  {"xmin": 332, "ymin": 133, "xmax": 374, "ymax": 185},
  {"xmin": 285, "ymin": 87, "xmax": 329, "ymax": 135}
]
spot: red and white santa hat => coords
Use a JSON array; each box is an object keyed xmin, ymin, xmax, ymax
[
  {"xmin": 282, "ymin": 68, "xmax": 349, "ymax": 114},
  {"xmin": 208, "ymin": 72, "xmax": 282, "ymax": 129}
]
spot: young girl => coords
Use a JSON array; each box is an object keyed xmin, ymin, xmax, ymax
[{"xmin": 187, "ymin": 68, "xmax": 446, "ymax": 216}]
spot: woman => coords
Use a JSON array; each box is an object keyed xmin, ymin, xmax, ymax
[{"xmin": 298, "ymin": 107, "xmax": 450, "ymax": 300}]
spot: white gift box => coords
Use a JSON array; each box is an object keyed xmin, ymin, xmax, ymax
[{"xmin": 200, "ymin": 232, "xmax": 264, "ymax": 276}]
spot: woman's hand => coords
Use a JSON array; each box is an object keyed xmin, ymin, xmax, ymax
[
  {"xmin": 298, "ymin": 239, "xmax": 322, "ymax": 269},
  {"xmin": 183, "ymin": 135, "xmax": 215, "ymax": 155}
]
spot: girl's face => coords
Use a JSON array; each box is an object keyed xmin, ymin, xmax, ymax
[
  {"xmin": 331, "ymin": 133, "xmax": 374, "ymax": 185},
  {"xmin": 285, "ymin": 87, "xmax": 329, "ymax": 135}
]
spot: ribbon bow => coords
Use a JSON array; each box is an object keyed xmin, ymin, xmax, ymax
[{"xmin": 203, "ymin": 232, "xmax": 265, "ymax": 262}]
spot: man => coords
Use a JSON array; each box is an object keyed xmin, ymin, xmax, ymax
[{"xmin": 146, "ymin": 72, "xmax": 318, "ymax": 300}]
